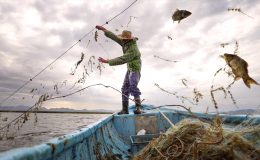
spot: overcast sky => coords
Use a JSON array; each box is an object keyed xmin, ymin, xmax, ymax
[{"xmin": 0, "ymin": 0, "xmax": 260, "ymax": 112}]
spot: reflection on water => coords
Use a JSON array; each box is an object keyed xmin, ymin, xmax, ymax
[{"xmin": 0, "ymin": 112, "xmax": 110, "ymax": 152}]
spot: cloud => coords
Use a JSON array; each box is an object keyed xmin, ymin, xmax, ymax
[{"xmin": 0, "ymin": 0, "xmax": 259, "ymax": 112}]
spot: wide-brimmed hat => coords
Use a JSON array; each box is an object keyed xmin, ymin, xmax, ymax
[{"xmin": 117, "ymin": 30, "xmax": 134, "ymax": 40}]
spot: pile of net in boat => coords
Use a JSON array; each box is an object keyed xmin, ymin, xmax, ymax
[{"xmin": 133, "ymin": 117, "xmax": 260, "ymax": 160}]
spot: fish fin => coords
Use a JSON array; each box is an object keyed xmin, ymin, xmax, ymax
[
  {"xmin": 243, "ymin": 76, "xmax": 259, "ymax": 88},
  {"xmin": 234, "ymin": 76, "xmax": 241, "ymax": 81}
]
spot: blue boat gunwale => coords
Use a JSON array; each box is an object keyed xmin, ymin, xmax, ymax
[{"xmin": 0, "ymin": 112, "xmax": 115, "ymax": 160}]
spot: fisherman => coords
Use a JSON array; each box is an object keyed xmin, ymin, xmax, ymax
[{"xmin": 96, "ymin": 25, "xmax": 142, "ymax": 114}]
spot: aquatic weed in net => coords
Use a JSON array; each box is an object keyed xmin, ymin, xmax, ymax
[
  {"xmin": 227, "ymin": 8, "xmax": 254, "ymax": 19},
  {"xmin": 71, "ymin": 52, "xmax": 85, "ymax": 75}
]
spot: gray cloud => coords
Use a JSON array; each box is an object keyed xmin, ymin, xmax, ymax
[{"xmin": 0, "ymin": 0, "xmax": 259, "ymax": 111}]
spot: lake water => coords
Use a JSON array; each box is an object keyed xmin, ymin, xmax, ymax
[{"xmin": 0, "ymin": 112, "xmax": 111, "ymax": 152}]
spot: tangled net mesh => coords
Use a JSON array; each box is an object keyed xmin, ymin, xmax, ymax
[{"xmin": 133, "ymin": 117, "xmax": 260, "ymax": 160}]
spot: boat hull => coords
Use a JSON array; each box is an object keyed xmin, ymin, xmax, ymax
[{"xmin": 0, "ymin": 105, "xmax": 259, "ymax": 160}]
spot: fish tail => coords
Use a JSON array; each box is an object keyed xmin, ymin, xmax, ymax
[{"xmin": 243, "ymin": 76, "xmax": 259, "ymax": 88}]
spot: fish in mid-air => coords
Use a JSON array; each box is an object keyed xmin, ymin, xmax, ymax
[
  {"xmin": 221, "ymin": 53, "xmax": 259, "ymax": 88},
  {"xmin": 172, "ymin": 9, "xmax": 192, "ymax": 23}
]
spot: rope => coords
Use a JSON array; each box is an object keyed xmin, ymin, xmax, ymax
[{"xmin": 0, "ymin": 0, "xmax": 138, "ymax": 106}]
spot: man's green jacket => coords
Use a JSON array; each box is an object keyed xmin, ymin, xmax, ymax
[{"xmin": 105, "ymin": 31, "xmax": 141, "ymax": 72}]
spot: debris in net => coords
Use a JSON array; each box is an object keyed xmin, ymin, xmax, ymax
[
  {"xmin": 213, "ymin": 68, "xmax": 223, "ymax": 78},
  {"xmin": 94, "ymin": 31, "xmax": 98, "ymax": 42},
  {"xmin": 221, "ymin": 53, "xmax": 259, "ymax": 88},
  {"xmin": 86, "ymin": 40, "xmax": 91, "ymax": 48},
  {"xmin": 225, "ymin": 80, "xmax": 238, "ymax": 108},
  {"xmin": 193, "ymin": 88, "xmax": 203, "ymax": 103},
  {"xmin": 220, "ymin": 43, "xmax": 229, "ymax": 48},
  {"xmin": 172, "ymin": 9, "xmax": 192, "ymax": 23},
  {"xmin": 71, "ymin": 52, "xmax": 85, "ymax": 75},
  {"xmin": 37, "ymin": 94, "xmax": 49, "ymax": 103},
  {"xmin": 155, "ymin": 83, "xmax": 177, "ymax": 96},
  {"xmin": 211, "ymin": 67, "xmax": 238, "ymax": 110},
  {"xmin": 88, "ymin": 56, "xmax": 95, "ymax": 72},
  {"xmin": 78, "ymin": 73, "xmax": 86, "ymax": 84},
  {"xmin": 167, "ymin": 36, "xmax": 173, "ymax": 40},
  {"xmin": 33, "ymin": 107, "xmax": 39, "ymax": 124},
  {"xmin": 127, "ymin": 16, "xmax": 137, "ymax": 27},
  {"xmin": 30, "ymin": 87, "xmax": 40, "ymax": 99},
  {"xmin": 30, "ymin": 88, "xmax": 37, "ymax": 93},
  {"xmin": 71, "ymin": 72, "xmax": 87, "ymax": 89},
  {"xmin": 223, "ymin": 67, "xmax": 234, "ymax": 78},
  {"xmin": 22, "ymin": 114, "xmax": 28, "ymax": 123},
  {"xmin": 84, "ymin": 65, "xmax": 90, "ymax": 76},
  {"xmin": 233, "ymin": 41, "xmax": 239, "ymax": 55},
  {"xmin": 155, "ymin": 83, "xmax": 196, "ymax": 105},
  {"xmin": 53, "ymin": 84, "xmax": 60, "ymax": 94},
  {"xmin": 76, "ymin": 53, "xmax": 85, "ymax": 66},
  {"xmin": 227, "ymin": 90, "xmax": 237, "ymax": 106},
  {"xmin": 133, "ymin": 118, "xmax": 260, "ymax": 160},
  {"xmin": 154, "ymin": 55, "xmax": 178, "ymax": 63},
  {"xmin": 227, "ymin": 8, "xmax": 254, "ymax": 19},
  {"xmin": 210, "ymin": 86, "xmax": 227, "ymax": 109},
  {"xmin": 61, "ymin": 80, "xmax": 67, "ymax": 88},
  {"xmin": 97, "ymin": 61, "xmax": 105, "ymax": 75},
  {"xmin": 181, "ymin": 78, "xmax": 188, "ymax": 87}
]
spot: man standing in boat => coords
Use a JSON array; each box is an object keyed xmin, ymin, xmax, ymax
[{"xmin": 96, "ymin": 25, "xmax": 142, "ymax": 114}]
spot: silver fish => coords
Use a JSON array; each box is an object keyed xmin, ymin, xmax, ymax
[{"xmin": 172, "ymin": 9, "xmax": 192, "ymax": 23}]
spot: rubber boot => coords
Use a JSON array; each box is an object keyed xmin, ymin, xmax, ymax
[
  {"xmin": 134, "ymin": 99, "xmax": 142, "ymax": 114},
  {"xmin": 118, "ymin": 101, "xmax": 129, "ymax": 115}
]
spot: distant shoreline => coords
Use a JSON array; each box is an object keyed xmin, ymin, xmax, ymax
[{"xmin": 0, "ymin": 110, "xmax": 114, "ymax": 114}]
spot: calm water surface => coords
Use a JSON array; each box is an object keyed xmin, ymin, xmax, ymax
[{"xmin": 0, "ymin": 112, "xmax": 111, "ymax": 152}]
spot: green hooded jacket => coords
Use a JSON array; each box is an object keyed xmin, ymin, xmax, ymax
[{"xmin": 104, "ymin": 31, "xmax": 142, "ymax": 72}]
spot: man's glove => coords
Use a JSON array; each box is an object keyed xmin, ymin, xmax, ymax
[{"xmin": 96, "ymin": 25, "xmax": 107, "ymax": 31}]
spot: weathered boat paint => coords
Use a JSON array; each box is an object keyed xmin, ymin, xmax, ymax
[
  {"xmin": 0, "ymin": 113, "xmax": 132, "ymax": 160},
  {"xmin": 0, "ymin": 105, "xmax": 259, "ymax": 160}
]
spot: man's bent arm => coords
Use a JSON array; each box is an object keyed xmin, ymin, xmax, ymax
[
  {"xmin": 104, "ymin": 31, "xmax": 122, "ymax": 46},
  {"xmin": 108, "ymin": 50, "xmax": 137, "ymax": 66}
]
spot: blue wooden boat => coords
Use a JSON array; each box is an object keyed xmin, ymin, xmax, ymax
[{"xmin": 0, "ymin": 105, "xmax": 259, "ymax": 160}]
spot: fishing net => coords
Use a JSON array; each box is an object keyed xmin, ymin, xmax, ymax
[{"xmin": 133, "ymin": 117, "xmax": 260, "ymax": 160}]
